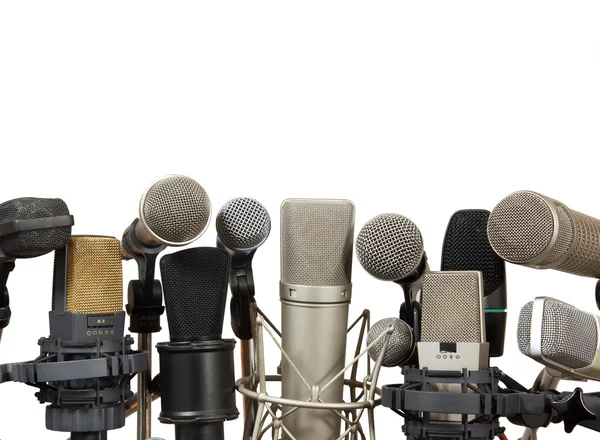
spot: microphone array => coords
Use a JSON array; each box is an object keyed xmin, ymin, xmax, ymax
[{"xmin": 1, "ymin": 183, "xmax": 600, "ymax": 440}]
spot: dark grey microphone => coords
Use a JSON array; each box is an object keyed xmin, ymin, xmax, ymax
[
  {"xmin": 488, "ymin": 190, "xmax": 600, "ymax": 278},
  {"xmin": 280, "ymin": 198, "xmax": 354, "ymax": 440},
  {"xmin": 517, "ymin": 297, "xmax": 600, "ymax": 381},
  {"xmin": 367, "ymin": 317, "xmax": 414, "ymax": 367}
]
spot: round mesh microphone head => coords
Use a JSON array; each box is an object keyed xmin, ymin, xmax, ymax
[
  {"xmin": 160, "ymin": 247, "xmax": 231, "ymax": 341},
  {"xmin": 367, "ymin": 317, "xmax": 413, "ymax": 367},
  {"xmin": 356, "ymin": 214, "xmax": 424, "ymax": 281},
  {"xmin": 140, "ymin": 175, "xmax": 211, "ymax": 246},
  {"xmin": 216, "ymin": 197, "xmax": 271, "ymax": 252},
  {"xmin": 0, "ymin": 197, "xmax": 72, "ymax": 258}
]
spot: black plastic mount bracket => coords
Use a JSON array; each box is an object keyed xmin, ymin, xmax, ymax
[
  {"xmin": 0, "ymin": 215, "xmax": 74, "ymax": 237},
  {"xmin": 0, "ymin": 261, "xmax": 14, "ymax": 329},
  {"xmin": 122, "ymin": 219, "xmax": 165, "ymax": 334},
  {"xmin": 229, "ymin": 267, "xmax": 256, "ymax": 340}
]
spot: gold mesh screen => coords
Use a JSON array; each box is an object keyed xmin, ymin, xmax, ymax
[{"xmin": 65, "ymin": 236, "xmax": 123, "ymax": 313}]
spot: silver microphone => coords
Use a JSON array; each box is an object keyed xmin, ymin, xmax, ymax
[
  {"xmin": 367, "ymin": 317, "xmax": 414, "ymax": 367},
  {"xmin": 280, "ymin": 198, "xmax": 354, "ymax": 440},
  {"xmin": 488, "ymin": 190, "xmax": 600, "ymax": 278},
  {"xmin": 517, "ymin": 297, "xmax": 600, "ymax": 381},
  {"xmin": 121, "ymin": 174, "xmax": 211, "ymax": 258}
]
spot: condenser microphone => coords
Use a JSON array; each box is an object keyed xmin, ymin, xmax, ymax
[
  {"xmin": 0, "ymin": 197, "xmax": 74, "ymax": 338},
  {"xmin": 356, "ymin": 213, "xmax": 428, "ymax": 326},
  {"xmin": 0, "ymin": 236, "xmax": 146, "ymax": 440},
  {"xmin": 488, "ymin": 190, "xmax": 600, "ymax": 278},
  {"xmin": 158, "ymin": 247, "xmax": 238, "ymax": 440},
  {"xmin": 280, "ymin": 198, "xmax": 355, "ymax": 440},
  {"xmin": 518, "ymin": 297, "xmax": 600, "ymax": 381},
  {"xmin": 441, "ymin": 209, "xmax": 507, "ymax": 357},
  {"xmin": 367, "ymin": 317, "xmax": 414, "ymax": 367}
]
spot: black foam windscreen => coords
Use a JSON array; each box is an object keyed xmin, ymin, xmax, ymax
[
  {"xmin": 441, "ymin": 209, "xmax": 506, "ymax": 296},
  {"xmin": 160, "ymin": 247, "xmax": 231, "ymax": 341},
  {"xmin": 0, "ymin": 197, "xmax": 72, "ymax": 259}
]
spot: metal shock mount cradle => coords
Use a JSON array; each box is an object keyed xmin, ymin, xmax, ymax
[{"xmin": 236, "ymin": 304, "xmax": 389, "ymax": 440}]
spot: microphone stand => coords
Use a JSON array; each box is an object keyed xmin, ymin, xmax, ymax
[{"xmin": 123, "ymin": 220, "xmax": 165, "ymax": 440}]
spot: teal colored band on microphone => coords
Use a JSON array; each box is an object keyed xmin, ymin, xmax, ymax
[{"xmin": 485, "ymin": 309, "xmax": 507, "ymax": 313}]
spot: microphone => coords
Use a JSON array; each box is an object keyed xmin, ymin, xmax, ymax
[
  {"xmin": 441, "ymin": 209, "xmax": 507, "ymax": 357},
  {"xmin": 280, "ymin": 198, "xmax": 354, "ymax": 440},
  {"xmin": 0, "ymin": 236, "xmax": 146, "ymax": 440},
  {"xmin": 157, "ymin": 247, "xmax": 238, "ymax": 440},
  {"xmin": 518, "ymin": 297, "xmax": 600, "ymax": 381},
  {"xmin": 367, "ymin": 317, "xmax": 414, "ymax": 367},
  {"xmin": 417, "ymin": 271, "xmax": 489, "ymax": 425},
  {"xmin": 488, "ymin": 190, "xmax": 600, "ymax": 277},
  {"xmin": 356, "ymin": 213, "xmax": 428, "ymax": 326},
  {"xmin": 120, "ymin": 175, "xmax": 211, "ymax": 440},
  {"xmin": 0, "ymin": 197, "xmax": 74, "ymax": 339}
]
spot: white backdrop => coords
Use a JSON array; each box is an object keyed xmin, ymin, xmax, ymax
[{"xmin": 1, "ymin": 1, "xmax": 600, "ymax": 439}]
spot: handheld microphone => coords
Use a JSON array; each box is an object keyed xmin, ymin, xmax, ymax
[
  {"xmin": 518, "ymin": 297, "xmax": 600, "ymax": 381},
  {"xmin": 356, "ymin": 213, "xmax": 428, "ymax": 326},
  {"xmin": 0, "ymin": 197, "xmax": 74, "ymax": 338},
  {"xmin": 121, "ymin": 175, "xmax": 211, "ymax": 440},
  {"xmin": 488, "ymin": 190, "xmax": 600, "ymax": 278},
  {"xmin": 367, "ymin": 317, "xmax": 414, "ymax": 367},
  {"xmin": 157, "ymin": 247, "xmax": 238, "ymax": 440},
  {"xmin": 280, "ymin": 198, "xmax": 354, "ymax": 440},
  {"xmin": 0, "ymin": 236, "xmax": 146, "ymax": 440},
  {"xmin": 441, "ymin": 209, "xmax": 507, "ymax": 357}
]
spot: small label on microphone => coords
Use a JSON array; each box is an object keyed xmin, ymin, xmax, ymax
[
  {"xmin": 440, "ymin": 342, "xmax": 457, "ymax": 353},
  {"xmin": 88, "ymin": 315, "xmax": 115, "ymax": 328}
]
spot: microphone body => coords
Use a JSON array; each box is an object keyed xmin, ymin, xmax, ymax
[
  {"xmin": 280, "ymin": 199, "xmax": 354, "ymax": 440},
  {"xmin": 488, "ymin": 190, "xmax": 600, "ymax": 278},
  {"xmin": 518, "ymin": 297, "xmax": 600, "ymax": 381},
  {"xmin": 442, "ymin": 209, "xmax": 507, "ymax": 357}
]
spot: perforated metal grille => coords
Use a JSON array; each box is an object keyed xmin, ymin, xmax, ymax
[
  {"xmin": 280, "ymin": 199, "xmax": 354, "ymax": 286},
  {"xmin": 160, "ymin": 247, "xmax": 230, "ymax": 340},
  {"xmin": 557, "ymin": 210, "xmax": 600, "ymax": 277},
  {"xmin": 488, "ymin": 191, "xmax": 555, "ymax": 263},
  {"xmin": 355, "ymin": 214, "xmax": 423, "ymax": 281},
  {"xmin": 420, "ymin": 272, "xmax": 483, "ymax": 343},
  {"xmin": 0, "ymin": 197, "xmax": 72, "ymax": 258},
  {"xmin": 367, "ymin": 317, "xmax": 413, "ymax": 367},
  {"xmin": 441, "ymin": 210, "xmax": 506, "ymax": 295},
  {"xmin": 518, "ymin": 299, "xmax": 597, "ymax": 369},
  {"xmin": 141, "ymin": 175, "xmax": 211, "ymax": 244},
  {"xmin": 216, "ymin": 197, "xmax": 271, "ymax": 251},
  {"xmin": 539, "ymin": 203, "xmax": 574, "ymax": 266},
  {"xmin": 61, "ymin": 236, "xmax": 123, "ymax": 314}
]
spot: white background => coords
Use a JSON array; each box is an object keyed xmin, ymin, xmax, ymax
[{"xmin": 1, "ymin": 1, "xmax": 600, "ymax": 439}]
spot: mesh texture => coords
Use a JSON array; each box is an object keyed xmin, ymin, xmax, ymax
[
  {"xmin": 216, "ymin": 197, "xmax": 271, "ymax": 251},
  {"xmin": 142, "ymin": 175, "xmax": 211, "ymax": 244},
  {"xmin": 355, "ymin": 214, "xmax": 423, "ymax": 281},
  {"xmin": 367, "ymin": 317, "xmax": 413, "ymax": 367},
  {"xmin": 280, "ymin": 199, "xmax": 354, "ymax": 286},
  {"xmin": 441, "ymin": 210, "xmax": 506, "ymax": 295},
  {"xmin": 420, "ymin": 272, "xmax": 483, "ymax": 343},
  {"xmin": 160, "ymin": 247, "xmax": 230, "ymax": 340},
  {"xmin": 0, "ymin": 197, "xmax": 71, "ymax": 258},
  {"xmin": 557, "ymin": 210, "xmax": 600, "ymax": 277}
]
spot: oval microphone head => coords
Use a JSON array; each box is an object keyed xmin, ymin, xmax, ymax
[
  {"xmin": 367, "ymin": 317, "xmax": 414, "ymax": 367},
  {"xmin": 356, "ymin": 214, "xmax": 424, "ymax": 281},
  {"xmin": 216, "ymin": 197, "xmax": 271, "ymax": 252},
  {"xmin": 0, "ymin": 197, "xmax": 73, "ymax": 259},
  {"xmin": 139, "ymin": 175, "xmax": 211, "ymax": 246}
]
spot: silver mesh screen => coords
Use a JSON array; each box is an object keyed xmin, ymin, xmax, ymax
[
  {"xmin": 367, "ymin": 317, "xmax": 413, "ymax": 367},
  {"xmin": 280, "ymin": 199, "xmax": 354, "ymax": 286},
  {"xmin": 141, "ymin": 175, "xmax": 211, "ymax": 244},
  {"xmin": 539, "ymin": 203, "xmax": 574, "ymax": 266},
  {"xmin": 557, "ymin": 210, "xmax": 600, "ymax": 277},
  {"xmin": 355, "ymin": 214, "xmax": 423, "ymax": 281},
  {"xmin": 518, "ymin": 299, "xmax": 597, "ymax": 369},
  {"xmin": 420, "ymin": 272, "xmax": 483, "ymax": 343},
  {"xmin": 216, "ymin": 197, "xmax": 271, "ymax": 251},
  {"xmin": 488, "ymin": 191, "xmax": 556, "ymax": 263}
]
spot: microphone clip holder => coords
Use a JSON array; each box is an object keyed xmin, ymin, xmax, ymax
[
  {"xmin": 228, "ymin": 266, "xmax": 256, "ymax": 341},
  {"xmin": 0, "ymin": 261, "xmax": 14, "ymax": 329}
]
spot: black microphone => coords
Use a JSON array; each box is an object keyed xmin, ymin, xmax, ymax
[
  {"xmin": 441, "ymin": 209, "xmax": 507, "ymax": 357},
  {"xmin": 157, "ymin": 247, "xmax": 239, "ymax": 440},
  {"xmin": 0, "ymin": 236, "xmax": 146, "ymax": 440},
  {"xmin": 0, "ymin": 197, "xmax": 74, "ymax": 339}
]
